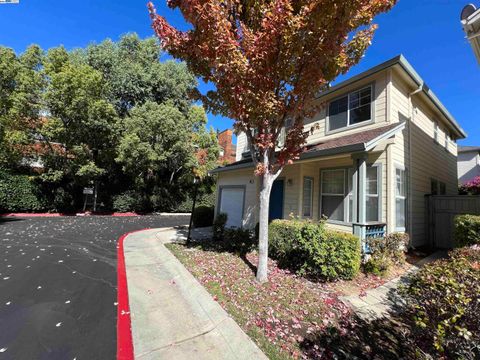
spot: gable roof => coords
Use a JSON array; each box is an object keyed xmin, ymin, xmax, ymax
[
  {"xmin": 459, "ymin": 146, "xmax": 480, "ymax": 153},
  {"xmin": 315, "ymin": 55, "xmax": 466, "ymax": 139},
  {"xmin": 210, "ymin": 122, "xmax": 405, "ymax": 174}
]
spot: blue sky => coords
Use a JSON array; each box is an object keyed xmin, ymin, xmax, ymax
[{"xmin": 0, "ymin": 0, "xmax": 479, "ymax": 146}]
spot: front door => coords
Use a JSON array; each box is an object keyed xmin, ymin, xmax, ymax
[{"xmin": 269, "ymin": 179, "xmax": 284, "ymax": 221}]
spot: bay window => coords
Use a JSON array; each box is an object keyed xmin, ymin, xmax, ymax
[
  {"xmin": 328, "ymin": 86, "xmax": 372, "ymax": 132},
  {"xmin": 320, "ymin": 165, "xmax": 380, "ymax": 223}
]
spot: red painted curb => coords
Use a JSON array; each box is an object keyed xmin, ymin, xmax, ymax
[
  {"xmin": 1, "ymin": 212, "xmax": 144, "ymax": 217},
  {"xmin": 117, "ymin": 228, "xmax": 151, "ymax": 360}
]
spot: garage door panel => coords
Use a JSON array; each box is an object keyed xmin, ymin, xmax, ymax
[{"xmin": 219, "ymin": 187, "xmax": 245, "ymax": 228}]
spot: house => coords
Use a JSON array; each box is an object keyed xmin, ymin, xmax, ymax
[
  {"xmin": 217, "ymin": 129, "xmax": 237, "ymax": 164},
  {"xmin": 458, "ymin": 146, "xmax": 480, "ymax": 184},
  {"xmin": 461, "ymin": 3, "xmax": 480, "ymax": 64},
  {"xmin": 210, "ymin": 55, "xmax": 466, "ymax": 248}
]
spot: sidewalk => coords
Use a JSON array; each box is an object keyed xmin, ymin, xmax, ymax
[
  {"xmin": 340, "ymin": 251, "xmax": 447, "ymax": 320},
  {"xmin": 123, "ymin": 227, "xmax": 267, "ymax": 360}
]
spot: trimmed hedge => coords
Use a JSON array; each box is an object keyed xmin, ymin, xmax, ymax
[
  {"xmin": 364, "ymin": 232, "xmax": 409, "ymax": 276},
  {"xmin": 192, "ymin": 206, "xmax": 214, "ymax": 228},
  {"xmin": 0, "ymin": 170, "xmax": 46, "ymax": 212},
  {"xmin": 454, "ymin": 214, "xmax": 480, "ymax": 247},
  {"xmin": 269, "ymin": 219, "xmax": 361, "ymax": 280},
  {"xmin": 400, "ymin": 246, "xmax": 480, "ymax": 358}
]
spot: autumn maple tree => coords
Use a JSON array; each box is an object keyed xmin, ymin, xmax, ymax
[{"xmin": 149, "ymin": 0, "xmax": 396, "ymax": 282}]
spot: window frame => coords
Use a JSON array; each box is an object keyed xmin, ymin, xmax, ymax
[
  {"xmin": 320, "ymin": 164, "xmax": 381, "ymax": 225},
  {"xmin": 434, "ymin": 121, "xmax": 439, "ymax": 144},
  {"xmin": 320, "ymin": 168, "xmax": 348, "ymax": 224},
  {"xmin": 326, "ymin": 84, "xmax": 375, "ymax": 134},
  {"xmin": 302, "ymin": 176, "xmax": 314, "ymax": 218},
  {"xmin": 365, "ymin": 163, "xmax": 382, "ymax": 223},
  {"xmin": 395, "ymin": 165, "xmax": 407, "ymax": 232}
]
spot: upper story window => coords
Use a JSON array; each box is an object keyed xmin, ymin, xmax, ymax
[
  {"xmin": 445, "ymin": 131, "xmax": 449, "ymax": 149},
  {"xmin": 434, "ymin": 121, "xmax": 439, "ymax": 143},
  {"xmin": 328, "ymin": 86, "xmax": 372, "ymax": 132},
  {"xmin": 278, "ymin": 118, "xmax": 294, "ymax": 147}
]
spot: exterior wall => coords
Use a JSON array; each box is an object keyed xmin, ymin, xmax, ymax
[
  {"xmin": 215, "ymin": 168, "xmax": 258, "ymax": 229},
  {"xmin": 458, "ymin": 151, "xmax": 480, "ymax": 184},
  {"xmin": 390, "ymin": 71, "xmax": 459, "ymax": 247}
]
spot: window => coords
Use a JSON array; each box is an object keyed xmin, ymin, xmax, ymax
[
  {"xmin": 321, "ymin": 169, "xmax": 345, "ymax": 221},
  {"xmin": 366, "ymin": 166, "xmax": 379, "ymax": 222},
  {"xmin": 431, "ymin": 178, "xmax": 446, "ymax": 195},
  {"xmin": 395, "ymin": 167, "xmax": 407, "ymax": 231},
  {"xmin": 434, "ymin": 122, "xmax": 439, "ymax": 143},
  {"xmin": 431, "ymin": 179, "xmax": 438, "ymax": 195},
  {"xmin": 278, "ymin": 118, "xmax": 293, "ymax": 147},
  {"xmin": 445, "ymin": 132, "xmax": 449, "ymax": 149},
  {"xmin": 321, "ymin": 165, "xmax": 379, "ymax": 223},
  {"xmin": 328, "ymin": 86, "xmax": 372, "ymax": 131},
  {"xmin": 302, "ymin": 177, "xmax": 313, "ymax": 218}
]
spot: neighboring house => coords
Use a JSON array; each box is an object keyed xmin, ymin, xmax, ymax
[
  {"xmin": 217, "ymin": 129, "xmax": 236, "ymax": 164},
  {"xmin": 461, "ymin": 3, "xmax": 480, "ymax": 64},
  {"xmin": 211, "ymin": 55, "xmax": 467, "ymax": 248},
  {"xmin": 458, "ymin": 146, "xmax": 480, "ymax": 184}
]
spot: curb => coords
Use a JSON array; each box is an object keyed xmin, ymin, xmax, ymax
[
  {"xmin": 1, "ymin": 212, "xmax": 191, "ymax": 218},
  {"xmin": 117, "ymin": 229, "xmax": 151, "ymax": 360}
]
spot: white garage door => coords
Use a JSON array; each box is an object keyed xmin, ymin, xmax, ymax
[{"xmin": 219, "ymin": 187, "xmax": 245, "ymax": 228}]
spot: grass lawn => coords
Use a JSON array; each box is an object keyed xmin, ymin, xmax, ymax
[{"xmin": 165, "ymin": 240, "xmax": 418, "ymax": 359}]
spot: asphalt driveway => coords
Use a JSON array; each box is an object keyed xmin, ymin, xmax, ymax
[{"xmin": 0, "ymin": 215, "xmax": 188, "ymax": 360}]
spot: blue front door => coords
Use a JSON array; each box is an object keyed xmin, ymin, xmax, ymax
[{"xmin": 269, "ymin": 179, "xmax": 284, "ymax": 221}]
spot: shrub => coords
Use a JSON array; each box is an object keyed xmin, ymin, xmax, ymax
[
  {"xmin": 269, "ymin": 219, "xmax": 361, "ymax": 280},
  {"xmin": 173, "ymin": 192, "xmax": 216, "ymax": 213},
  {"xmin": 223, "ymin": 227, "xmax": 256, "ymax": 253},
  {"xmin": 52, "ymin": 187, "xmax": 75, "ymax": 213},
  {"xmin": 400, "ymin": 246, "xmax": 480, "ymax": 358},
  {"xmin": 454, "ymin": 214, "xmax": 480, "ymax": 247},
  {"xmin": 192, "ymin": 206, "xmax": 214, "ymax": 228},
  {"xmin": 112, "ymin": 191, "xmax": 145, "ymax": 212},
  {"xmin": 213, "ymin": 212, "xmax": 227, "ymax": 240},
  {"xmin": 364, "ymin": 232, "xmax": 409, "ymax": 275},
  {"xmin": 0, "ymin": 171, "xmax": 47, "ymax": 212}
]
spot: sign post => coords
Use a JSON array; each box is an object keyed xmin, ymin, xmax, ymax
[{"xmin": 82, "ymin": 187, "xmax": 95, "ymax": 212}]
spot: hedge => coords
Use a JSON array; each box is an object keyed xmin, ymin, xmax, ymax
[
  {"xmin": 192, "ymin": 206, "xmax": 214, "ymax": 228},
  {"xmin": 269, "ymin": 219, "xmax": 361, "ymax": 280},
  {"xmin": 0, "ymin": 170, "xmax": 46, "ymax": 212},
  {"xmin": 454, "ymin": 214, "xmax": 480, "ymax": 247},
  {"xmin": 400, "ymin": 246, "xmax": 480, "ymax": 358}
]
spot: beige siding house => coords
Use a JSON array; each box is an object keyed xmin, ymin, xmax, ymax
[{"xmin": 211, "ymin": 55, "xmax": 467, "ymax": 248}]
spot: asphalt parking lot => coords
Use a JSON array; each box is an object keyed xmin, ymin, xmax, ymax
[{"xmin": 0, "ymin": 215, "xmax": 188, "ymax": 360}]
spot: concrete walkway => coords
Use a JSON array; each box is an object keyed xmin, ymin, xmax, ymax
[
  {"xmin": 341, "ymin": 251, "xmax": 447, "ymax": 320},
  {"xmin": 123, "ymin": 227, "xmax": 267, "ymax": 360}
]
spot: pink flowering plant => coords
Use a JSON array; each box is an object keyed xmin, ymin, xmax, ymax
[{"xmin": 459, "ymin": 176, "xmax": 480, "ymax": 195}]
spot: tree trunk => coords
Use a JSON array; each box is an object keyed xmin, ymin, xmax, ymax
[{"xmin": 256, "ymin": 173, "xmax": 274, "ymax": 283}]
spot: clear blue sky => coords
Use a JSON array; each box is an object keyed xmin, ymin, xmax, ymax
[{"xmin": 0, "ymin": 0, "xmax": 478, "ymax": 146}]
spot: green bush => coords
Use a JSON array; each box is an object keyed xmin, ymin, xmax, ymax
[
  {"xmin": 192, "ymin": 206, "xmax": 214, "ymax": 228},
  {"xmin": 213, "ymin": 212, "xmax": 227, "ymax": 240},
  {"xmin": 454, "ymin": 214, "xmax": 480, "ymax": 247},
  {"xmin": 223, "ymin": 227, "xmax": 256, "ymax": 253},
  {"xmin": 400, "ymin": 246, "xmax": 480, "ymax": 358},
  {"xmin": 364, "ymin": 232, "xmax": 409, "ymax": 275},
  {"xmin": 173, "ymin": 192, "xmax": 216, "ymax": 213},
  {"xmin": 269, "ymin": 219, "xmax": 361, "ymax": 280},
  {"xmin": 0, "ymin": 171, "xmax": 46, "ymax": 212},
  {"xmin": 112, "ymin": 191, "xmax": 147, "ymax": 213}
]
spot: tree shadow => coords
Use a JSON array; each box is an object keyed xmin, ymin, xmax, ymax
[
  {"xmin": 0, "ymin": 217, "xmax": 25, "ymax": 225},
  {"xmin": 299, "ymin": 314, "xmax": 419, "ymax": 360},
  {"xmin": 172, "ymin": 231, "xmax": 258, "ymax": 275}
]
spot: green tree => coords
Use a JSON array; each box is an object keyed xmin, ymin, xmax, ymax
[{"xmin": 116, "ymin": 101, "xmax": 219, "ymax": 210}]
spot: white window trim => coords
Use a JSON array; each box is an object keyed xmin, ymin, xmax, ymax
[
  {"xmin": 326, "ymin": 84, "xmax": 374, "ymax": 134},
  {"xmin": 395, "ymin": 165, "xmax": 407, "ymax": 232},
  {"xmin": 434, "ymin": 121, "xmax": 439, "ymax": 144},
  {"xmin": 320, "ymin": 164, "xmax": 381, "ymax": 225},
  {"xmin": 302, "ymin": 176, "xmax": 314, "ymax": 218}
]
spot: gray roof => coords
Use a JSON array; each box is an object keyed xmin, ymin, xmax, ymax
[
  {"xmin": 459, "ymin": 146, "xmax": 480, "ymax": 153},
  {"xmin": 316, "ymin": 55, "xmax": 467, "ymax": 139}
]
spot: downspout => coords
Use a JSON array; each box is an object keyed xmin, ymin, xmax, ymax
[{"xmin": 407, "ymin": 84, "xmax": 423, "ymax": 244}]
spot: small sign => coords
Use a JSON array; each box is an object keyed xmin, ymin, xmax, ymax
[{"xmin": 83, "ymin": 187, "xmax": 94, "ymax": 195}]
